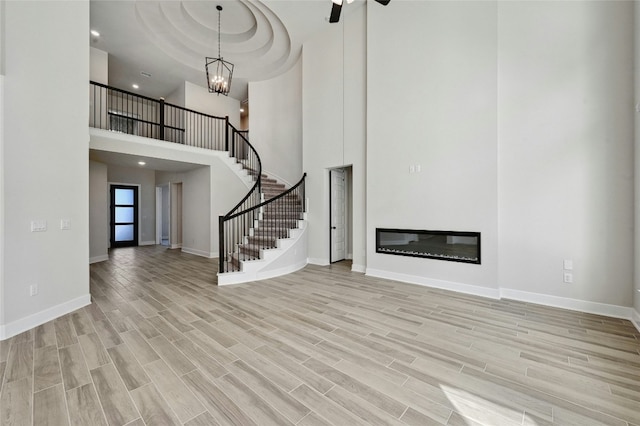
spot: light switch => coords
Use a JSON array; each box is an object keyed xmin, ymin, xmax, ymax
[
  {"xmin": 563, "ymin": 259, "xmax": 573, "ymax": 270},
  {"xmin": 31, "ymin": 220, "xmax": 47, "ymax": 232},
  {"xmin": 60, "ymin": 219, "xmax": 71, "ymax": 230}
]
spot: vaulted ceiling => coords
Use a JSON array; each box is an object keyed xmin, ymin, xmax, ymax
[{"xmin": 90, "ymin": 0, "xmax": 348, "ymax": 101}]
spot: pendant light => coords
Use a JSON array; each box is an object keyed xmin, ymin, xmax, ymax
[{"xmin": 205, "ymin": 5, "xmax": 234, "ymax": 96}]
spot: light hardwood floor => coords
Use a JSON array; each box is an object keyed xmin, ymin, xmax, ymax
[{"xmin": 1, "ymin": 245, "xmax": 639, "ymax": 425}]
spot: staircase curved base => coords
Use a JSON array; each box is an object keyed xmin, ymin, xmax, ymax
[{"xmin": 217, "ymin": 223, "xmax": 308, "ymax": 285}]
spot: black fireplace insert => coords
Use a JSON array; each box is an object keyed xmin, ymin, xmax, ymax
[{"xmin": 376, "ymin": 228, "xmax": 481, "ymax": 264}]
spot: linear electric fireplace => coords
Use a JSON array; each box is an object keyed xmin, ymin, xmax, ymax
[{"xmin": 376, "ymin": 228, "xmax": 481, "ymax": 264}]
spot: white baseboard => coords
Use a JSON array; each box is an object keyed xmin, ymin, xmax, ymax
[
  {"xmin": 365, "ymin": 268, "xmax": 501, "ymax": 299},
  {"xmin": 181, "ymin": 247, "xmax": 217, "ymax": 259},
  {"xmin": 346, "ymin": 253, "xmax": 353, "ymax": 260},
  {"xmin": 363, "ymin": 267, "xmax": 639, "ymax": 326},
  {"xmin": 0, "ymin": 294, "xmax": 91, "ymax": 341},
  {"xmin": 351, "ymin": 264, "xmax": 366, "ymax": 273},
  {"xmin": 89, "ymin": 254, "xmax": 109, "ymax": 264},
  {"xmin": 500, "ymin": 288, "xmax": 634, "ymax": 321},
  {"xmin": 169, "ymin": 243, "xmax": 182, "ymax": 249},
  {"xmin": 140, "ymin": 240, "xmax": 156, "ymax": 246},
  {"xmin": 308, "ymin": 258, "xmax": 330, "ymax": 266},
  {"xmin": 631, "ymin": 308, "xmax": 640, "ymax": 333}
]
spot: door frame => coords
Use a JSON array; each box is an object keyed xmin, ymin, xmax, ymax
[
  {"xmin": 155, "ymin": 183, "xmax": 170, "ymax": 246},
  {"xmin": 329, "ymin": 167, "xmax": 347, "ymax": 263},
  {"xmin": 109, "ymin": 183, "xmax": 140, "ymax": 248}
]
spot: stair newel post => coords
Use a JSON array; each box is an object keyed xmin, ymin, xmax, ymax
[
  {"xmin": 159, "ymin": 97, "xmax": 165, "ymax": 141},
  {"xmin": 301, "ymin": 173, "xmax": 306, "ymax": 213},
  {"xmin": 219, "ymin": 215, "xmax": 225, "ymax": 273}
]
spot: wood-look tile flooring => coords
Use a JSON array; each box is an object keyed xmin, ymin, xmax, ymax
[{"xmin": 1, "ymin": 246, "xmax": 640, "ymax": 426}]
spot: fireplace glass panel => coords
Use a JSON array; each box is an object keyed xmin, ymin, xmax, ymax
[{"xmin": 376, "ymin": 228, "xmax": 481, "ymax": 264}]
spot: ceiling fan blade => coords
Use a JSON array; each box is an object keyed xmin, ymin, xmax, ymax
[
  {"xmin": 329, "ymin": 2, "xmax": 342, "ymax": 23},
  {"xmin": 374, "ymin": 0, "xmax": 390, "ymax": 5}
]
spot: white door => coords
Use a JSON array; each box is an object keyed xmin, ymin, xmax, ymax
[
  {"xmin": 155, "ymin": 187, "xmax": 162, "ymax": 244},
  {"xmin": 330, "ymin": 169, "xmax": 346, "ymax": 263}
]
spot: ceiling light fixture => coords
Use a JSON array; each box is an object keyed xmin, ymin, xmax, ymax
[
  {"xmin": 240, "ymin": 108, "xmax": 245, "ymax": 113},
  {"xmin": 205, "ymin": 5, "xmax": 234, "ymax": 96},
  {"xmin": 132, "ymin": 84, "xmax": 139, "ymax": 89},
  {"xmin": 90, "ymin": 30, "xmax": 100, "ymax": 37},
  {"xmin": 138, "ymin": 161, "xmax": 146, "ymax": 166}
]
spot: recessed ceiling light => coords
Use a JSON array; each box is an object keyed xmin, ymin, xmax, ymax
[
  {"xmin": 138, "ymin": 161, "xmax": 146, "ymax": 166},
  {"xmin": 90, "ymin": 30, "xmax": 100, "ymax": 37},
  {"xmin": 132, "ymin": 84, "xmax": 139, "ymax": 89}
]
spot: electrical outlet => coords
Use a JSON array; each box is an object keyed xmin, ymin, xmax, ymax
[
  {"xmin": 563, "ymin": 272, "xmax": 573, "ymax": 284},
  {"xmin": 60, "ymin": 219, "xmax": 71, "ymax": 230},
  {"xmin": 30, "ymin": 284, "xmax": 38, "ymax": 296},
  {"xmin": 563, "ymin": 259, "xmax": 573, "ymax": 270}
]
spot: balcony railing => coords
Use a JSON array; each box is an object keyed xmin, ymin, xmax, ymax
[{"xmin": 90, "ymin": 81, "xmax": 228, "ymax": 150}]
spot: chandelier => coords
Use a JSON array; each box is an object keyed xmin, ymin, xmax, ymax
[{"xmin": 205, "ymin": 5, "xmax": 234, "ymax": 96}]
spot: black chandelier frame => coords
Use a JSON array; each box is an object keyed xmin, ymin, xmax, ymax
[{"xmin": 206, "ymin": 5, "xmax": 234, "ymax": 96}]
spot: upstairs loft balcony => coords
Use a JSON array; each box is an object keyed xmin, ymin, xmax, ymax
[{"xmin": 89, "ymin": 81, "xmax": 248, "ymax": 153}]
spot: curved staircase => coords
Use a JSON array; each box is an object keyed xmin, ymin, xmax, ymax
[{"xmin": 219, "ymin": 172, "xmax": 307, "ymax": 285}]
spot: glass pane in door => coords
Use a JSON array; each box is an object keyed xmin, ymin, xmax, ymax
[
  {"xmin": 114, "ymin": 224, "xmax": 134, "ymax": 242},
  {"xmin": 115, "ymin": 188, "xmax": 134, "ymax": 205},
  {"xmin": 115, "ymin": 207, "xmax": 134, "ymax": 223}
]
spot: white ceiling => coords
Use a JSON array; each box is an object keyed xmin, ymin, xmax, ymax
[
  {"xmin": 89, "ymin": 0, "xmax": 351, "ymax": 101},
  {"xmin": 89, "ymin": 149, "xmax": 205, "ymax": 173}
]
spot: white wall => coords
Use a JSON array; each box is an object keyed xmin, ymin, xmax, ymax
[
  {"xmin": 303, "ymin": 5, "xmax": 367, "ymax": 270},
  {"xmin": 0, "ymin": 0, "xmax": 5, "ymax": 75},
  {"xmin": 0, "ymin": 2, "xmax": 5, "ymax": 329},
  {"xmin": 89, "ymin": 161, "xmax": 108, "ymax": 263},
  {"xmin": 498, "ymin": 1, "xmax": 634, "ymax": 307},
  {"xmin": 90, "ymin": 47, "xmax": 108, "ymax": 84},
  {"xmin": 0, "ymin": 75, "xmax": 4, "ymax": 329},
  {"xmin": 1, "ymin": 1, "xmax": 90, "ymax": 338},
  {"xmin": 184, "ymin": 81, "xmax": 241, "ymax": 128},
  {"xmin": 107, "ymin": 164, "xmax": 156, "ymax": 245},
  {"xmin": 181, "ymin": 167, "xmax": 211, "ymax": 256},
  {"xmin": 165, "ymin": 83, "xmax": 186, "ymax": 107},
  {"xmin": 632, "ymin": 1, "xmax": 640, "ymax": 323},
  {"xmin": 249, "ymin": 57, "xmax": 303, "ymax": 185},
  {"xmin": 366, "ymin": 1, "xmax": 499, "ymax": 292},
  {"xmin": 361, "ymin": 1, "xmax": 635, "ymax": 313}
]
